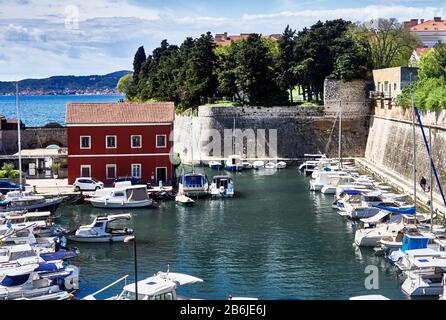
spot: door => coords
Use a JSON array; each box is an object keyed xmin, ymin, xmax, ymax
[{"xmin": 156, "ymin": 167, "xmax": 167, "ymax": 184}]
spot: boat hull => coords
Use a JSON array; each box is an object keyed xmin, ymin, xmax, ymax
[
  {"xmin": 66, "ymin": 234, "xmax": 130, "ymax": 243},
  {"xmin": 89, "ymin": 199, "xmax": 153, "ymax": 208},
  {"xmin": 225, "ymin": 165, "xmax": 243, "ymax": 172},
  {"xmin": 0, "ymin": 197, "xmax": 63, "ymax": 214}
]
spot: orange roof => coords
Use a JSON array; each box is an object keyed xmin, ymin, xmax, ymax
[
  {"xmin": 66, "ymin": 102, "xmax": 175, "ymax": 125},
  {"xmin": 411, "ymin": 19, "xmax": 446, "ymax": 32},
  {"xmin": 214, "ymin": 33, "xmax": 281, "ymax": 46},
  {"xmin": 415, "ymin": 47, "xmax": 434, "ymax": 56}
]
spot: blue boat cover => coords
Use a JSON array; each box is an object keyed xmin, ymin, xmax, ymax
[
  {"xmin": 401, "ymin": 234, "xmax": 429, "ymax": 252},
  {"xmin": 344, "ymin": 190, "xmax": 363, "ymax": 195},
  {"xmin": 372, "ymin": 205, "xmax": 416, "ymax": 214},
  {"xmin": 1, "ymin": 274, "xmax": 30, "ymax": 287},
  {"xmin": 34, "ymin": 263, "xmax": 59, "ymax": 272},
  {"xmin": 40, "ymin": 251, "xmax": 77, "ymax": 261}
]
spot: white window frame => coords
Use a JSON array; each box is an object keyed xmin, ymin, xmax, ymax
[
  {"xmin": 131, "ymin": 164, "xmax": 142, "ymax": 178},
  {"xmin": 156, "ymin": 135, "xmax": 167, "ymax": 148},
  {"xmin": 155, "ymin": 167, "xmax": 168, "ymax": 182},
  {"xmin": 80, "ymin": 136, "xmax": 91, "ymax": 149},
  {"xmin": 80, "ymin": 165, "xmax": 91, "ymax": 178},
  {"xmin": 105, "ymin": 135, "xmax": 117, "ymax": 149},
  {"xmin": 131, "ymin": 135, "xmax": 142, "ymax": 149},
  {"xmin": 106, "ymin": 164, "xmax": 117, "ymax": 179}
]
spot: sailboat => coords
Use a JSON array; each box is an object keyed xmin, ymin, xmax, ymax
[{"xmin": 0, "ymin": 83, "xmax": 64, "ymax": 214}]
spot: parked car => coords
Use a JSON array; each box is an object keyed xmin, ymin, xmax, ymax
[
  {"xmin": 113, "ymin": 176, "xmax": 144, "ymax": 187},
  {"xmin": 0, "ymin": 180, "xmax": 24, "ymax": 195},
  {"xmin": 73, "ymin": 178, "xmax": 104, "ymax": 191}
]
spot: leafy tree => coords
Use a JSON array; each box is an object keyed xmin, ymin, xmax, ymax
[
  {"xmin": 361, "ymin": 18, "xmax": 419, "ymax": 69},
  {"xmin": 214, "ymin": 45, "xmax": 238, "ymax": 100},
  {"xmin": 276, "ymin": 25, "xmax": 297, "ymax": 103},
  {"xmin": 117, "ymin": 74, "xmax": 137, "ymax": 100}
]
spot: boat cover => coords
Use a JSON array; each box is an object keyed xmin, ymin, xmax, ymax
[
  {"xmin": 360, "ymin": 210, "xmax": 390, "ymax": 223},
  {"xmin": 401, "ymin": 234, "xmax": 429, "ymax": 252},
  {"xmin": 372, "ymin": 204, "xmax": 416, "ymax": 214},
  {"xmin": 40, "ymin": 251, "xmax": 77, "ymax": 261},
  {"xmin": 34, "ymin": 263, "xmax": 59, "ymax": 272},
  {"xmin": 1, "ymin": 273, "xmax": 30, "ymax": 287}
]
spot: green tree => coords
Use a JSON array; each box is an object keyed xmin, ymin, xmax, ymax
[
  {"xmin": 117, "ymin": 74, "xmax": 137, "ymax": 100},
  {"xmin": 133, "ymin": 46, "xmax": 146, "ymax": 86},
  {"xmin": 276, "ymin": 25, "xmax": 297, "ymax": 103}
]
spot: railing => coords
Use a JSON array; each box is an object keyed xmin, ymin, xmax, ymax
[{"xmin": 369, "ymin": 91, "xmax": 393, "ymax": 100}]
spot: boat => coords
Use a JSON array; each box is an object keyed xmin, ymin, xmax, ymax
[
  {"xmin": 88, "ymin": 185, "xmax": 153, "ymax": 208},
  {"xmin": 175, "ymin": 194, "xmax": 195, "ymax": 205},
  {"xmin": 0, "ymin": 191, "xmax": 64, "ymax": 214},
  {"xmin": 209, "ymin": 176, "xmax": 234, "ymax": 198},
  {"xmin": 242, "ymin": 161, "xmax": 253, "ymax": 170},
  {"xmin": 83, "ymin": 267, "xmax": 204, "ymax": 300},
  {"xmin": 208, "ymin": 161, "xmax": 223, "ymax": 170},
  {"xmin": 225, "ymin": 155, "xmax": 243, "ymax": 172},
  {"xmin": 177, "ymin": 172, "xmax": 209, "ymax": 197},
  {"xmin": 401, "ymin": 256, "xmax": 446, "ymax": 297},
  {"xmin": 349, "ymin": 295, "xmax": 390, "ymax": 300},
  {"xmin": 275, "ymin": 161, "xmax": 287, "ymax": 169},
  {"xmin": 264, "ymin": 162, "xmax": 276, "ymax": 169},
  {"xmin": 354, "ymin": 212, "xmax": 405, "ymax": 247},
  {"xmin": 64, "ymin": 214, "xmax": 133, "ymax": 243},
  {"xmin": 252, "ymin": 161, "xmax": 265, "ymax": 170}
]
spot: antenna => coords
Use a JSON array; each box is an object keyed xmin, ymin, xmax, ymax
[{"xmin": 15, "ymin": 82, "xmax": 23, "ymax": 193}]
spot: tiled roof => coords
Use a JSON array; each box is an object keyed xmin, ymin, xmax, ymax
[
  {"xmin": 66, "ymin": 102, "xmax": 175, "ymax": 124},
  {"xmin": 411, "ymin": 19, "xmax": 446, "ymax": 32}
]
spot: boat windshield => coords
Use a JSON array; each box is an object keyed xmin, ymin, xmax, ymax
[
  {"xmin": 126, "ymin": 188, "xmax": 148, "ymax": 201},
  {"xmin": 184, "ymin": 176, "xmax": 205, "ymax": 187}
]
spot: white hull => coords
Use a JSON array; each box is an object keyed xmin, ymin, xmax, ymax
[
  {"xmin": 89, "ymin": 199, "xmax": 153, "ymax": 208},
  {"xmin": 66, "ymin": 234, "xmax": 129, "ymax": 243},
  {"xmin": 321, "ymin": 185, "xmax": 337, "ymax": 194},
  {"xmin": 401, "ymin": 278, "xmax": 444, "ymax": 297}
]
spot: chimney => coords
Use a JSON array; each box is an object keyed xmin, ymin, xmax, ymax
[
  {"xmin": 434, "ymin": 17, "xmax": 442, "ymax": 22},
  {"xmin": 404, "ymin": 19, "xmax": 418, "ymax": 29},
  {"xmin": 420, "ymin": 19, "xmax": 424, "ymax": 23}
]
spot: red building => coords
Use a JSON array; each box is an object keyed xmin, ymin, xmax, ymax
[{"xmin": 66, "ymin": 102, "xmax": 175, "ymax": 186}]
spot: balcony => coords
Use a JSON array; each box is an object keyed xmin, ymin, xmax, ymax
[{"xmin": 369, "ymin": 91, "xmax": 393, "ymax": 100}]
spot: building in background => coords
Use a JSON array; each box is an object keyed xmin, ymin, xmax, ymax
[
  {"xmin": 408, "ymin": 47, "xmax": 435, "ymax": 67},
  {"xmin": 66, "ymin": 102, "xmax": 175, "ymax": 186},
  {"xmin": 214, "ymin": 32, "xmax": 281, "ymax": 46},
  {"xmin": 404, "ymin": 17, "xmax": 446, "ymax": 48}
]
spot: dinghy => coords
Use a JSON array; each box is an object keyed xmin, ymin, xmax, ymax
[{"xmin": 175, "ymin": 194, "xmax": 195, "ymax": 205}]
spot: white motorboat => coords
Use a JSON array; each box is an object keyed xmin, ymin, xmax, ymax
[
  {"xmin": 175, "ymin": 194, "xmax": 195, "ymax": 205},
  {"xmin": 275, "ymin": 161, "xmax": 287, "ymax": 169},
  {"xmin": 225, "ymin": 155, "xmax": 243, "ymax": 172},
  {"xmin": 83, "ymin": 267, "xmax": 204, "ymax": 300},
  {"xmin": 88, "ymin": 185, "xmax": 153, "ymax": 208},
  {"xmin": 209, "ymin": 176, "xmax": 234, "ymax": 198},
  {"xmin": 65, "ymin": 214, "xmax": 133, "ymax": 243},
  {"xmin": 252, "ymin": 161, "xmax": 265, "ymax": 170},
  {"xmin": 349, "ymin": 295, "xmax": 390, "ymax": 300},
  {"xmin": 401, "ymin": 256, "xmax": 446, "ymax": 297},
  {"xmin": 264, "ymin": 162, "xmax": 276, "ymax": 169},
  {"xmin": 354, "ymin": 214, "xmax": 404, "ymax": 247},
  {"xmin": 242, "ymin": 161, "xmax": 253, "ymax": 170},
  {"xmin": 178, "ymin": 172, "xmax": 209, "ymax": 197},
  {"xmin": 0, "ymin": 191, "xmax": 63, "ymax": 214}
]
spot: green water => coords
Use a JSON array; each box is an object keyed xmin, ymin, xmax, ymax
[{"xmin": 57, "ymin": 168, "xmax": 406, "ymax": 300}]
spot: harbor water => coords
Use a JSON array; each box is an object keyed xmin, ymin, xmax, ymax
[{"xmin": 58, "ymin": 168, "xmax": 407, "ymax": 300}]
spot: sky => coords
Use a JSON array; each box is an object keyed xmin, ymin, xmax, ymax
[{"xmin": 0, "ymin": 0, "xmax": 445, "ymax": 81}]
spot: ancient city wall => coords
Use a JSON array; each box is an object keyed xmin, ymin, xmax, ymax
[
  {"xmin": 365, "ymin": 104, "xmax": 446, "ymax": 195},
  {"xmin": 0, "ymin": 127, "xmax": 67, "ymax": 154}
]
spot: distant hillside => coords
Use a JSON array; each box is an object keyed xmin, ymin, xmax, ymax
[{"xmin": 0, "ymin": 71, "xmax": 132, "ymax": 95}]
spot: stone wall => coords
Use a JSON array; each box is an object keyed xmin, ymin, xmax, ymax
[
  {"xmin": 365, "ymin": 105, "xmax": 446, "ymax": 195},
  {"xmin": 0, "ymin": 127, "xmax": 67, "ymax": 155},
  {"xmin": 174, "ymin": 105, "xmax": 370, "ymax": 161}
]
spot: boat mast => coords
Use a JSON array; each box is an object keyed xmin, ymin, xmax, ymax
[
  {"xmin": 338, "ymin": 100, "xmax": 342, "ymax": 170},
  {"xmin": 15, "ymin": 82, "xmax": 23, "ymax": 192},
  {"xmin": 429, "ymin": 126, "xmax": 433, "ymax": 232},
  {"xmin": 411, "ymin": 89, "xmax": 417, "ymax": 208},
  {"xmin": 190, "ymin": 115, "xmax": 194, "ymax": 174},
  {"xmin": 232, "ymin": 118, "xmax": 235, "ymax": 155}
]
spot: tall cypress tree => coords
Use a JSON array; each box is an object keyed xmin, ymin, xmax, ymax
[{"xmin": 133, "ymin": 46, "xmax": 146, "ymax": 86}]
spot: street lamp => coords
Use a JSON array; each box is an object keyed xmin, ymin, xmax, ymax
[{"xmin": 124, "ymin": 235, "xmax": 138, "ymax": 300}]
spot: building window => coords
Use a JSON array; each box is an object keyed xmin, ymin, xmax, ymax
[
  {"xmin": 106, "ymin": 164, "xmax": 117, "ymax": 179},
  {"xmin": 80, "ymin": 136, "xmax": 91, "ymax": 149},
  {"xmin": 106, "ymin": 136, "xmax": 117, "ymax": 149},
  {"xmin": 394, "ymin": 83, "xmax": 397, "ymax": 91},
  {"xmin": 131, "ymin": 164, "xmax": 141, "ymax": 178},
  {"xmin": 131, "ymin": 135, "xmax": 142, "ymax": 148},
  {"xmin": 80, "ymin": 165, "xmax": 91, "ymax": 178},
  {"xmin": 156, "ymin": 135, "xmax": 167, "ymax": 148}
]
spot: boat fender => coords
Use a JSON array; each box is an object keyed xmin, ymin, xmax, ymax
[{"xmin": 219, "ymin": 186, "xmax": 225, "ymax": 194}]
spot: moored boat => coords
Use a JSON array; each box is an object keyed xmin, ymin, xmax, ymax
[{"xmin": 88, "ymin": 185, "xmax": 153, "ymax": 208}]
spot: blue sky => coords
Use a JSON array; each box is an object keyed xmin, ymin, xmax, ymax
[{"xmin": 0, "ymin": 0, "xmax": 445, "ymax": 81}]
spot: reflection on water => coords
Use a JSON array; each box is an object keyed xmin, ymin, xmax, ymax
[{"xmin": 57, "ymin": 168, "xmax": 407, "ymax": 300}]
